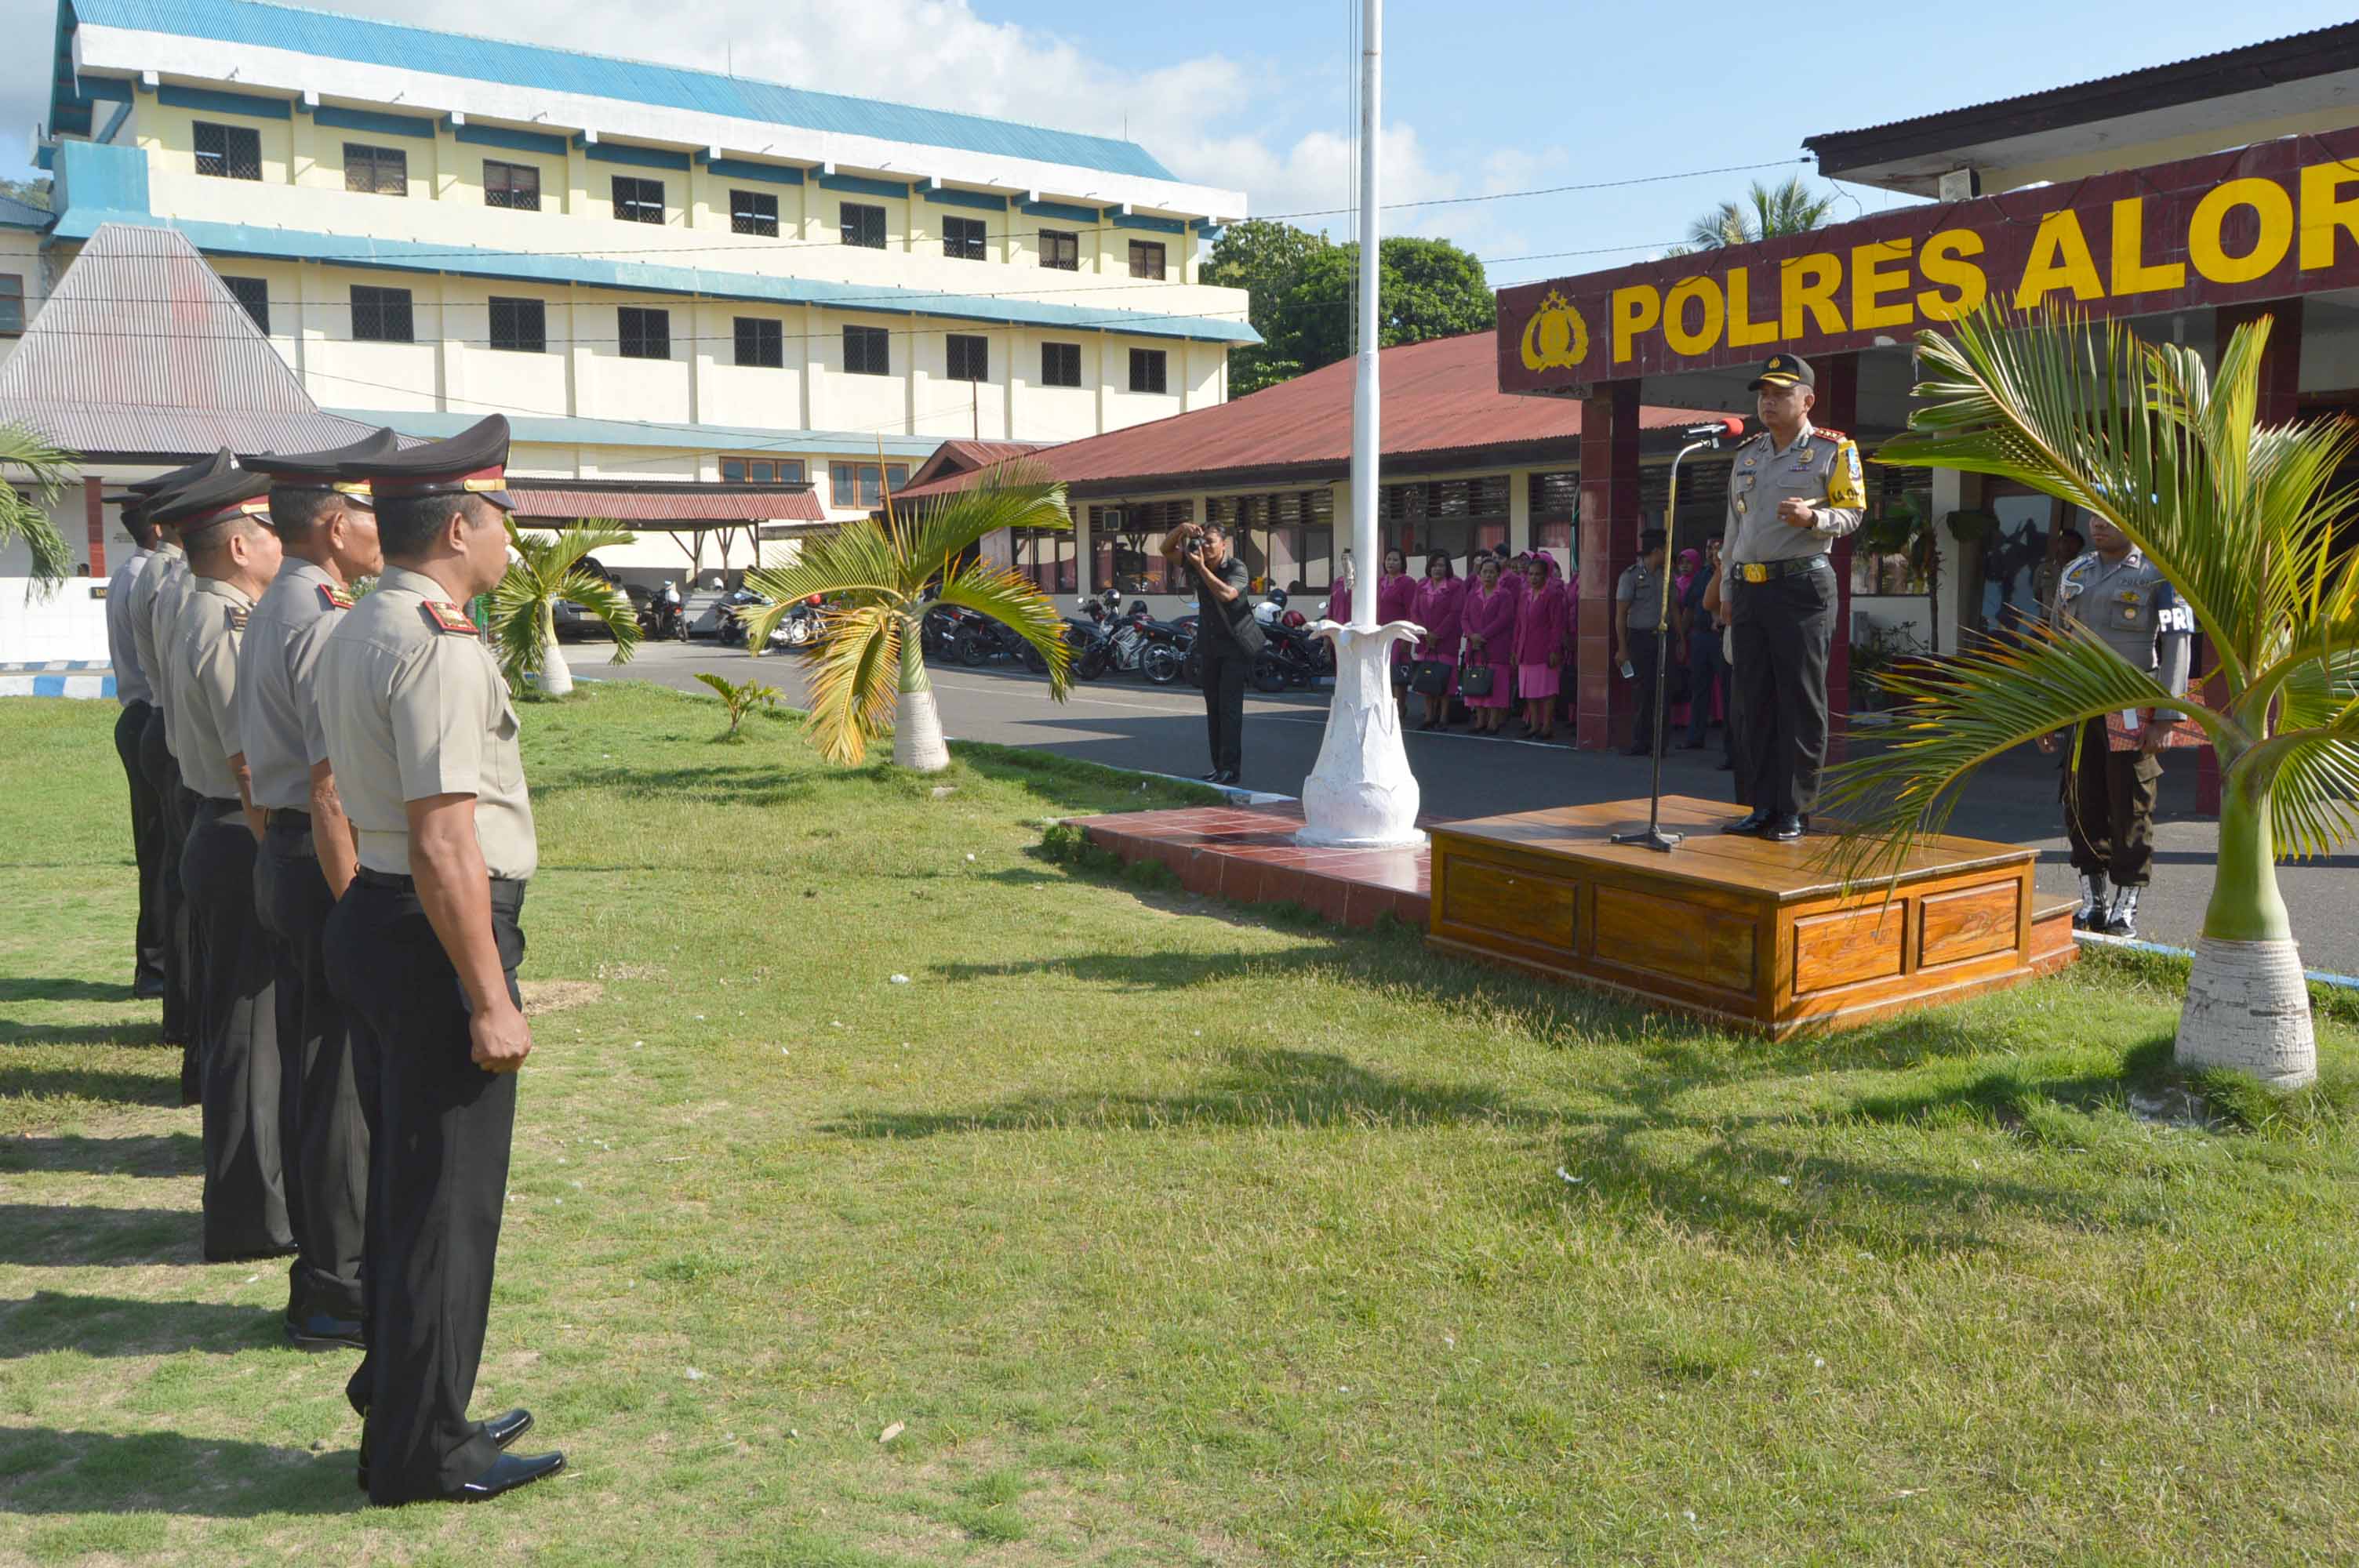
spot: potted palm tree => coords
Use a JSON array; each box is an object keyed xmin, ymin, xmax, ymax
[
  {"xmin": 1828, "ymin": 307, "xmax": 2357, "ymax": 1091},
  {"xmin": 490, "ymin": 520, "xmax": 642, "ymax": 697},
  {"xmin": 0, "ymin": 424, "xmax": 78, "ymax": 593},
  {"xmin": 737, "ymin": 469, "xmax": 1074, "ymax": 770}
]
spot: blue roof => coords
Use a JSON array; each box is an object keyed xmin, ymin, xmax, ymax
[
  {"xmin": 56, "ymin": 0, "xmax": 1178, "ymax": 181},
  {"xmin": 330, "ymin": 408, "xmax": 943, "ymax": 459},
  {"xmin": 47, "ymin": 206, "xmax": 1260, "ymax": 344}
]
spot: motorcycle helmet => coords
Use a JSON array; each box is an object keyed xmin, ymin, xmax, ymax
[
  {"xmin": 1266, "ymin": 588, "xmax": 1289, "ymax": 607},
  {"xmin": 1282, "ymin": 609, "xmax": 1307, "ymax": 628}
]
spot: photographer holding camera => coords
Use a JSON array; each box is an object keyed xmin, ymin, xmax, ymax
[{"xmin": 1161, "ymin": 519, "xmax": 1263, "ymax": 785}]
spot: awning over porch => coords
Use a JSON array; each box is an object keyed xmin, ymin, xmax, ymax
[{"xmin": 504, "ymin": 479, "xmax": 824, "ymax": 527}]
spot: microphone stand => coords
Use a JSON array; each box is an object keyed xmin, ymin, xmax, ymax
[{"xmin": 1613, "ymin": 429, "xmax": 1728, "ymax": 852}]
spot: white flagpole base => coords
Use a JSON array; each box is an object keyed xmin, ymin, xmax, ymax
[{"xmin": 1296, "ymin": 619, "xmax": 1427, "ymax": 849}]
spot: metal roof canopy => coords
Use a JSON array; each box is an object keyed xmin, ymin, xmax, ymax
[
  {"xmin": 506, "ymin": 476, "xmax": 824, "ymax": 529},
  {"xmin": 0, "ymin": 220, "xmax": 383, "ymax": 459}
]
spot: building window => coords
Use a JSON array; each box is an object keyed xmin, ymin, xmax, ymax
[
  {"xmin": 1089, "ymin": 499, "xmax": 1192, "ymax": 594},
  {"xmin": 719, "ymin": 457, "xmax": 805, "ymax": 484},
  {"xmin": 1041, "ymin": 341, "xmax": 1083, "ymax": 388},
  {"xmin": 350, "ymin": 285, "xmax": 414, "ymax": 343},
  {"xmin": 1039, "ymin": 229, "xmax": 1079, "ymax": 270},
  {"xmin": 1207, "ymin": 489, "xmax": 1337, "ymax": 594},
  {"xmin": 829, "ymin": 461, "xmax": 909, "ymax": 510},
  {"xmin": 843, "ymin": 324, "xmax": 891, "ymax": 376},
  {"xmin": 612, "ymin": 176, "xmax": 665, "ymax": 225},
  {"xmin": 221, "ymin": 276, "xmax": 269, "ymax": 335},
  {"xmin": 1129, "ymin": 348, "xmax": 1168, "ymax": 395},
  {"xmin": 618, "ymin": 307, "xmax": 670, "ymax": 360},
  {"xmin": 946, "ymin": 334, "xmax": 989, "ymax": 383},
  {"xmin": 730, "ymin": 189, "xmax": 779, "ymax": 237},
  {"xmin": 943, "ymin": 216, "xmax": 987, "ymax": 261},
  {"xmin": 343, "ymin": 143, "xmax": 408, "ymax": 197},
  {"xmin": 484, "ymin": 160, "xmax": 541, "ymax": 211},
  {"xmin": 489, "ymin": 296, "xmax": 547, "ymax": 354},
  {"xmin": 1129, "ymin": 240, "xmax": 1166, "ymax": 281},
  {"xmin": 734, "ymin": 317, "xmax": 784, "ymax": 368},
  {"xmin": 193, "ymin": 122, "xmax": 261, "ymax": 181},
  {"xmin": 0, "ymin": 274, "xmax": 22, "ymax": 336},
  {"xmin": 839, "ymin": 202, "xmax": 887, "ymax": 250}
]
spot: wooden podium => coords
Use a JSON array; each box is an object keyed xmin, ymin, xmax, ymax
[{"xmin": 1427, "ymin": 796, "xmax": 2075, "ymax": 1037}]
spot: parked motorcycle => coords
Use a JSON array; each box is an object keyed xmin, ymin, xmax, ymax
[{"xmin": 637, "ymin": 579, "xmax": 689, "ymax": 642}]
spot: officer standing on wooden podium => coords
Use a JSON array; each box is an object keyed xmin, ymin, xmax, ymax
[
  {"xmin": 316, "ymin": 414, "xmax": 560, "ymax": 1505},
  {"xmin": 1718, "ymin": 354, "xmax": 1864, "ymax": 842}
]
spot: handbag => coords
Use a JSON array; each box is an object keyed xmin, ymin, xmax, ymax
[
  {"xmin": 1390, "ymin": 657, "xmax": 1413, "ymax": 690},
  {"xmin": 1457, "ymin": 662, "xmax": 1495, "ymax": 699},
  {"xmin": 1410, "ymin": 660, "xmax": 1451, "ymax": 696}
]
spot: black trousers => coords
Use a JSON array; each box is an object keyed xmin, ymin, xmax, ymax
[
  {"xmin": 1730, "ymin": 565, "xmax": 1835, "ymax": 817},
  {"xmin": 258, "ymin": 818, "xmax": 369, "ymax": 1323},
  {"xmin": 181, "ymin": 804, "xmax": 292, "ymax": 1261},
  {"xmin": 137, "ymin": 713, "xmax": 194, "ymax": 1057},
  {"xmin": 1683, "ymin": 628, "xmax": 1729, "ymax": 755},
  {"xmin": 114, "ymin": 702, "xmax": 165, "ymax": 990},
  {"xmin": 1200, "ymin": 644, "xmax": 1249, "ymax": 775},
  {"xmin": 2063, "ymin": 719, "xmax": 2162, "ymax": 886},
  {"xmin": 328, "ymin": 875, "xmax": 525, "ymax": 1504},
  {"xmin": 1627, "ymin": 628, "xmax": 1666, "ymax": 752}
]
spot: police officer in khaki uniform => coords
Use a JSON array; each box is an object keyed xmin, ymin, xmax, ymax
[
  {"xmin": 317, "ymin": 415, "xmax": 558, "ymax": 1505},
  {"xmin": 2041, "ymin": 514, "xmax": 2191, "ymax": 939},
  {"xmin": 129, "ymin": 449, "xmax": 235, "ymax": 1087},
  {"xmin": 238, "ymin": 429, "xmax": 398, "ymax": 1349},
  {"xmin": 156, "ymin": 464, "xmax": 296, "ymax": 1262},
  {"xmin": 103, "ymin": 493, "xmax": 164, "ymax": 1000},
  {"xmin": 1718, "ymin": 354, "xmax": 1865, "ymax": 841},
  {"xmin": 1613, "ymin": 528, "xmax": 1671, "ymax": 756}
]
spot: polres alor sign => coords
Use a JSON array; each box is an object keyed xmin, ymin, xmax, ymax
[{"xmin": 1499, "ymin": 128, "xmax": 2359, "ymax": 395}]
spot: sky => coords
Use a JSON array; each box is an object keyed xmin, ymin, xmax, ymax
[{"xmin": 5, "ymin": 0, "xmax": 2359, "ymax": 289}]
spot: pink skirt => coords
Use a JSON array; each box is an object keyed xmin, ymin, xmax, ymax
[
  {"xmin": 1518, "ymin": 663, "xmax": 1561, "ymax": 699},
  {"xmin": 1465, "ymin": 661, "xmax": 1512, "ymax": 709}
]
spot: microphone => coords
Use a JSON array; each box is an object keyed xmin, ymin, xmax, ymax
[{"xmin": 1681, "ymin": 416, "xmax": 1746, "ymax": 441}]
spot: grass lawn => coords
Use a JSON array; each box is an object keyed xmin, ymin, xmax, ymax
[{"xmin": 5, "ymin": 682, "xmax": 2359, "ymax": 1566}]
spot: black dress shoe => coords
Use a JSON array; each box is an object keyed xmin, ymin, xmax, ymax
[
  {"xmin": 1721, "ymin": 808, "xmax": 1773, "ymax": 836},
  {"xmin": 1624, "ymin": 743, "xmax": 1652, "ymax": 757},
  {"xmin": 1714, "ymin": 758, "xmax": 1734, "ymax": 771},
  {"xmin": 1215, "ymin": 770, "xmax": 1241, "ymax": 786},
  {"xmin": 1763, "ymin": 813, "xmax": 1806, "ymax": 842},
  {"xmin": 451, "ymin": 1450, "xmax": 565, "ymax": 1503},
  {"xmin": 286, "ymin": 1312, "xmax": 364, "ymax": 1351},
  {"xmin": 133, "ymin": 974, "xmax": 166, "ymax": 1000},
  {"xmin": 360, "ymin": 1410, "xmax": 536, "ymax": 1492},
  {"xmin": 1199, "ymin": 770, "xmax": 1223, "ymax": 782}
]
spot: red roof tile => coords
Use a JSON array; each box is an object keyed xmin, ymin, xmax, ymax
[{"xmin": 507, "ymin": 484, "xmax": 823, "ymax": 524}]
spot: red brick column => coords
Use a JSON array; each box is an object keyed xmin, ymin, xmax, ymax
[
  {"xmin": 2197, "ymin": 300, "xmax": 2303, "ymax": 814},
  {"xmin": 1576, "ymin": 379, "xmax": 1640, "ymax": 750},
  {"xmin": 83, "ymin": 477, "xmax": 104, "ymax": 578},
  {"xmin": 1816, "ymin": 353, "xmax": 1859, "ymax": 758}
]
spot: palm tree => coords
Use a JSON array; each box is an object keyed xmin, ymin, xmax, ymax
[
  {"xmin": 1682, "ymin": 175, "xmax": 1834, "ymax": 251},
  {"xmin": 737, "ymin": 470, "xmax": 1074, "ymax": 770},
  {"xmin": 0, "ymin": 424, "xmax": 78, "ymax": 594},
  {"xmin": 1827, "ymin": 305, "xmax": 2359, "ymax": 1090},
  {"xmin": 490, "ymin": 520, "xmax": 642, "ymax": 697}
]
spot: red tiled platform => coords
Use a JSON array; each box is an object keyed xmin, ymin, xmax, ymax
[{"xmin": 1068, "ymin": 804, "xmax": 1430, "ymax": 929}]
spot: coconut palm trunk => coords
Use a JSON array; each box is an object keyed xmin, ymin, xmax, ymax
[
  {"xmin": 536, "ymin": 599, "xmax": 576, "ymax": 697},
  {"xmin": 892, "ymin": 612, "xmax": 950, "ymax": 771},
  {"xmin": 2180, "ymin": 742, "xmax": 2314, "ymax": 1085}
]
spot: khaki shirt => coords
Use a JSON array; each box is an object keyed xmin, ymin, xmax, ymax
[
  {"xmin": 140, "ymin": 547, "xmax": 195, "ymax": 755},
  {"xmin": 1616, "ymin": 561, "xmax": 1666, "ymax": 633},
  {"xmin": 175, "ymin": 575, "xmax": 256, "ymax": 802},
  {"xmin": 317, "ymin": 564, "xmax": 537, "ymax": 882},
  {"xmin": 1719, "ymin": 420, "xmax": 1866, "ymax": 597},
  {"xmin": 105, "ymin": 547, "xmax": 155, "ymax": 706},
  {"xmin": 238, "ymin": 558, "xmax": 351, "ymax": 812},
  {"xmin": 2051, "ymin": 547, "xmax": 2192, "ymax": 697}
]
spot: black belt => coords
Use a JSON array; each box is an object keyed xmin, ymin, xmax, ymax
[
  {"xmin": 354, "ymin": 866, "xmax": 528, "ymax": 909},
  {"xmin": 267, "ymin": 808, "xmax": 312, "ymax": 830},
  {"xmin": 194, "ymin": 795, "xmax": 243, "ymax": 816},
  {"xmin": 1732, "ymin": 556, "xmax": 1831, "ymax": 583}
]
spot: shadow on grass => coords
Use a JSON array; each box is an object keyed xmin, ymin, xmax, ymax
[
  {"xmin": 0, "ymin": 1426, "xmax": 360, "ymax": 1517},
  {"xmin": 0, "ymin": 1204, "xmax": 194, "ymax": 1267},
  {"xmin": 823, "ymin": 1047, "xmax": 1553, "ymax": 1138},
  {"xmin": 533, "ymin": 761, "xmax": 821, "ymax": 811},
  {"xmin": 0, "ymin": 1022, "xmax": 170, "ymax": 1052},
  {"xmin": 0, "ymin": 979, "xmax": 136, "ymax": 1004},
  {"xmin": 0, "ymin": 1062, "xmax": 180, "ymax": 1107},
  {"xmin": 0, "ymin": 1133, "xmax": 202, "ymax": 1178},
  {"xmin": 0, "ymin": 1293, "xmax": 282, "ymax": 1358}
]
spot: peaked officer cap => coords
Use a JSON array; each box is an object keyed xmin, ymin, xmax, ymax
[
  {"xmin": 1747, "ymin": 353, "xmax": 1815, "ymax": 390},
  {"xmin": 347, "ymin": 413, "xmax": 512, "ymax": 510},
  {"xmin": 241, "ymin": 426, "xmax": 402, "ymax": 499},
  {"xmin": 126, "ymin": 446, "xmax": 235, "ymax": 505},
  {"xmin": 150, "ymin": 464, "xmax": 274, "ymax": 536}
]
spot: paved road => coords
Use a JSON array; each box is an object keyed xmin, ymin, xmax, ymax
[{"xmin": 578, "ymin": 636, "xmax": 2359, "ymax": 975}]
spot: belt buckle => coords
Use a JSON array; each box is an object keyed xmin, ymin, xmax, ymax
[{"xmin": 1741, "ymin": 563, "xmax": 1769, "ymax": 584}]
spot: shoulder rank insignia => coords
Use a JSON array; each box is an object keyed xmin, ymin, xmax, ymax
[
  {"xmin": 318, "ymin": 583, "xmax": 356, "ymax": 612},
  {"xmin": 227, "ymin": 605, "xmax": 249, "ymax": 631},
  {"xmin": 1814, "ymin": 427, "xmax": 1847, "ymax": 441},
  {"xmin": 422, "ymin": 600, "xmax": 478, "ymax": 635}
]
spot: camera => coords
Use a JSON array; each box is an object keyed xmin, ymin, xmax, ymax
[{"xmin": 1184, "ymin": 537, "xmax": 1205, "ymax": 557}]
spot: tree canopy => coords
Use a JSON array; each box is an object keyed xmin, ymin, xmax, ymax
[{"xmin": 1205, "ymin": 222, "xmax": 1494, "ymax": 396}]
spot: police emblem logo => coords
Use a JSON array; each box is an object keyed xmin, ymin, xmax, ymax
[
  {"xmin": 422, "ymin": 600, "xmax": 478, "ymax": 635},
  {"xmin": 319, "ymin": 583, "xmax": 357, "ymax": 612}
]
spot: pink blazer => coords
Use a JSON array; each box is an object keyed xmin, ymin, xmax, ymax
[
  {"xmin": 1514, "ymin": 579, "xmax": 1569, "ymax": 666},
  {"xmin": 1463, "ymin": 580, "xmax": 1518, "ymax": 655},
  {"xmin": 1412, "ymin": 575, "xmax": 1467, "ymax": 652},
  {"xmin": 1376, "ymin": 572, "xmax": 1416, "ymax": 623},
  {"xmin": 1327, "ymin": 580, "xmax": 1352, "ymax": 622}
]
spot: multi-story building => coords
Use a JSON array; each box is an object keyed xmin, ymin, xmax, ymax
[{"xmin": 3, "ymin": 0, "xmax": 1250, "ymax": 649}]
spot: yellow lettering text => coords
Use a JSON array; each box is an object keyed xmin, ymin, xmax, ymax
[
  {"xmin": 1914, "ymin": 229, "xmax": 1986, "ymax": 320},
  {"xmin": 1663, "ymin": 275, "xmax": 1725, "ymax": 357},
  {"xmin": 2107, "ymin": 197, "xmax": 2186, "ymax": 296},
  {"xmin": 1725, "ymin": 266, "xmax": 1776, "ymax": 347},
  {"xmin": 1611, "ymin": 285, "xmax": 1661, "ymax": 364},
  {"xmin": 2190, "ymin": 177, "xmax": 2293, "ymax": 285},
  {"xmin": 2014, "ymin": 210, "xmax": 2105, "ymax": 308},
  {"xmin": 2299, "ymin": 160, "xmax": 2359, "ymax": 270},
  {"xmin": 1779, "ymin": 252, "xmax": 1845, "ymax": 339},
  {"xmin": 1851, "ymin": 238, "xmax": 1914, "ymax": 331}
]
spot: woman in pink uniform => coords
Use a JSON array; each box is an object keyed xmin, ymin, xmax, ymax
[
  {"xmin": 1459, "ymin": 554, "xmax": 1517, "ymax": 735},
  {"xmin": 1409, "ymin": 551, "xmax": 1466, "ymax": 731},
  {"xmin": 1514, "ymin": 554, "xmax": 1569, "ymax": 741}
]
